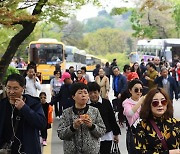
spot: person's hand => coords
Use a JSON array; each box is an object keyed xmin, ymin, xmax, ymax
[
  {"xmin": 105, "ymin": 92, "xmax": 109, "ymax": 99},
  {"xmin": 139, "ymin": 95, "xmax": 146, "ymax": 105},
  {"xmin": 15, "ymin": 97, "xmax": 25, "ymax": 110},
  {"xmin": 113, "ymin": 135, "xmax": 119, "ymax": 143},
  {"xmin": 145, "ymin": 76, "xmax": 150, "ymax": 80},
  {"xmin": 169, "ymin": 149, "xmax": 180, "ymax": 154},
  {"xmin": 82, "ymin": 116, "xmax": 93, "ymax": 128},
  {"xmin": 51, "ymin": 91, "xmax": 55, "ymax": 96},
  {"xmin": 73, "ymin": 118, "xmax": 83, "ymax": 129},
  {"xmin": 117, "ymin": 93, "xmax": 121, "ymax": 99}
]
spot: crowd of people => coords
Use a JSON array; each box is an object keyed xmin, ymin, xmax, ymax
[{"xmin": 0, "ymin": 56, "xmax": 179, "ymax": 154}]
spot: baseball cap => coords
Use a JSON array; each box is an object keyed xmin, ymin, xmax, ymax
[
  {"xmin": 61, "ymin": 72, "xmax": 71, "ymax": 81},
  {"xmin": 127, "ymin": 72, "xmax": 139, "ymax": 81}
]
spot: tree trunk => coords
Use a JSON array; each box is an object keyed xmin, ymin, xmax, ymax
[
  {"xmin": 0, "ymin": 22, "xmax": 36, "ymax": 83},
  {"xmin": 0, "ymin": 0, "xmax": 47, "ymax": 85}
]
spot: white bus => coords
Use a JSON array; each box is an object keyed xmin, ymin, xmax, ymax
[
  {"xmin": 65, "ymin": 46, "xmax": 86, "ymax": 70},
  {"xmin": 136, "ymin": 39, "xmax": 180, "ymax": 65}
]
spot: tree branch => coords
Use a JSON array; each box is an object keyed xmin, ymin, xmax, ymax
[
  {"xmin": 147, "ymin": 11, "xmax": 152, "ymax": 26},
  {"xmin": 18, "ymin": 2, "xmax": 37, "ymax": 10},
  {"xmin": 0, "ymin": 0, "xmax": 48, "ymax": 82}
]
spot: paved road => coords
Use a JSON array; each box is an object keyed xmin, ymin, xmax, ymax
[{"xmin": 41, "ymin": 81, "xmax": 180, "ymax": 154}]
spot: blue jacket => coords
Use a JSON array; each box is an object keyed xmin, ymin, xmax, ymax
[
  {"xmin": 0, "ymin": 95, "xmax": 46, "ymax": 154},
  {"xmin": 154, "ymin": 75, "xmax": 178, "ymax": 100},
  {"xmin": 112, "ymin": 74, "xmax": 127, "ymax": 96}
]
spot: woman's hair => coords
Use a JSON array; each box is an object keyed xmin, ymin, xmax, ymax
[
  {"xmin": 54, "ymin": 70, "xmax": 61, "ymax": 76},
  {"xmin": 77, "ymin": 70, "xmax": 82, "ymax": 74},
  {"xmin": 140, "ymin": 87, "xmax": 173, "ymax": 120},
  {"xmin": 87, "ymin": 82, "xmax": 100, "ymax": 92},
  {"xmin": 131, "ymin": 62, "xmax": 141, "ymax": 77},
  {"xmin": 39, "ymin": 92, "xmax": 47, "ymax": 97},
  {"xmin": 128, "ymin": 79, "xmax": 143, "ymax": 90},
  {"xmin": 123, "ymin": 64, "xmax": 130, "ymax": 72},
  {"xmin": 81, "ymin": 66, "xmax": 87, "ymax": 72},
  {"xmin": 71, "ymin": 82, "xmax": 88, "ymax": 96},
  {"xmin": 99, "ymin": 68, "xmax": 104, "ymax": 72}
]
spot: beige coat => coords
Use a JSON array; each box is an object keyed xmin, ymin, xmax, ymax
[{"xmin": 95, "ymin": 75, "xmax": 110, "ymax": 99}]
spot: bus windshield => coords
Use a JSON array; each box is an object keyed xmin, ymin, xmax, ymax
[{"xmin": 29, "ymin": 43, "xmax": 63, "ymax": 64}]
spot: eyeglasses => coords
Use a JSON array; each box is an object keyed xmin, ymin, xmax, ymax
[
  {"xmin": 134, "ymin": 88, "xmax": 143, "ymax": 93},
  {"xmin": 5, "ymin": 87, "xmax": 20, "ymax": 92},
  {"xmin": 151, "ymin": 100, "xmax": 167, "ymax": 107},
  {"xmin": 77, "ymin": 72, "xmax": 82, "ymax": 74}
]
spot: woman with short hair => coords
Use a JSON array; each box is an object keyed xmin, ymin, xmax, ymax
[{"xmin": 57, "ymin": 83, "xmax": 106, "ymax": 154}]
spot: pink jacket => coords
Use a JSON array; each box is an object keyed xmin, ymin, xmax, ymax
[{"xmin": 122, "ymin": 98, "xmax": 141, "ymax": 127}]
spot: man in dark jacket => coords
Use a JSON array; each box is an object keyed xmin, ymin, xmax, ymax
[
  {"xmin": 112, "ymin": 66, "xmax": 127, "ymax": 98},
  {"xmin": 51, "ymin": 72, "xmax": 74, "ymax": 112},
  {"xmin": 0, "ymin": 74, "xmax": 46, "ymax": 154},
  {"xmin": 112, "ymin": 66, "xmax": 127, "ymax": 126},
  {"xmin": 87, "ymin": 82, "xmax": 121, "ymax": 154},
  {"xmin": 154, "ymin": 67, "xmax": 178, "ymax": 101}
]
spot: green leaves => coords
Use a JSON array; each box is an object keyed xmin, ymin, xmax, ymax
[
  {"xmin": 84, "ymin": 28, "xmax": 132, "ymax": 55},
  {"xmin": 110, "ymin": 7, "xmax": 129, "ymax": 16}
]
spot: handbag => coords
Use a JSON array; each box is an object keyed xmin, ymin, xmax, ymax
[
  {"xmin": 149, "ymin": 119, "xmax": 168, "ymax": 150},
  {"xmin": 0, "ymin": 143, "xmax": 11, "ymax": 154},
  {"xmin": 110, "ymin": 142, "xmax": 121, "ymax": 154},
  {"xmin": 48, "ymin": 105, "xmax": 53, "ymax": 124},
  {"xmin": 0, "ymin": 114, "xmax": 21, "ymax": 154}
]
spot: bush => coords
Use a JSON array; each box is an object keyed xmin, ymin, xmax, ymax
[
  {"xmin": 99, "ymin": 52, "xmax": 130, "ymax": 71},
  {"xmin": 3, "ymin": 66, "xmax": 20, "ymax": 83}
]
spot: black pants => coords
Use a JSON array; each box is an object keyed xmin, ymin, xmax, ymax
[
  {"xmin": 100, "ymin": 140, "xmax": 112, "ymax": 154},
  {"xmin": 126, "ymin": 129, "xmax": 136, "ymax": 154},
  {"xmin": 41, "ymin": 128, "xmax": 47, "ymax": 140},
  {"xmin": 51, "ymin": 95, "xmax": 62, "ymax": 117},
  {"xmin": 54, "ymin": 101, "xmax": 62, "ymax": 117}
]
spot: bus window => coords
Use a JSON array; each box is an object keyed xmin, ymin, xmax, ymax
[
  {"xmin": 29, "ymin": 45, "xmax": 39, "ymax": 64},
  {"xmin": 30, "ymin": 44, "xmax": 63, "ymax": 65}
]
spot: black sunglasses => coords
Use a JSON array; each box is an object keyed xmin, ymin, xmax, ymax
[
  {"xmin": 151, "ymin": 100, "xmax": 167, "ymax": 107},
  {"xmin": 134, "ymin": 88, "xmax": 143, "ymax": 93}
]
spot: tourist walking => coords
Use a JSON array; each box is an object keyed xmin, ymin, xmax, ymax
[
  {"xmin": 57, "ymin": 83, "xmax": 106, "ymax": 154},
  {"xmin": 133, "ymin": 88, "xmax": 180, "ymax": 153}
]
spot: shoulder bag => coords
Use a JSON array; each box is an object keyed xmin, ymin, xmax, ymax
[{"xmin": 149, "ymin": 119, "xmax": 168, "ymax": 150}]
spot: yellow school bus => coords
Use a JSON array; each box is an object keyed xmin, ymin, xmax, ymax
[{"xmin": 29, "ymin": 38, "xmax": 66, "ymax": 82}]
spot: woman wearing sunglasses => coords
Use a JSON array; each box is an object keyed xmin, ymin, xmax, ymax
[
  {"xmin": 133, "ymin": 88, "xmax": 180, "ymax": 154},
  {"xmin": 122, "ymin": 79, "xmax": 145, "ymax": 153}
]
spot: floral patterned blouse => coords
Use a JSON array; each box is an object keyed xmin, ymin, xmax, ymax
[{"xmin": 133, "ymin": 117, "xmax": 180, "ymax": 154}]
